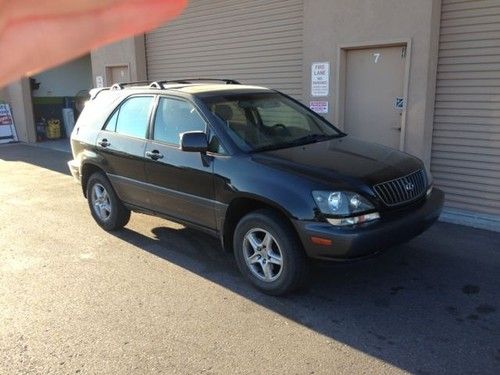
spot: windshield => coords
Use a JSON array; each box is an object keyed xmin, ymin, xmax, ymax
[{"xmin": 202, "ymin": 92, "xmax": 344, "ymax": 152}]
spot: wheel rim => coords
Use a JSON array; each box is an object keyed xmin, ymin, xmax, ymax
[
  {"xmin": 243, "ymin": 228, "xmax": 283, "ymax": 282},
  {"xmin": 91, "ymin": 183, "xmax": 112, "ymax": 221}
]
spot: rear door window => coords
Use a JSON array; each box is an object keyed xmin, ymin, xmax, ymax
[{"xmin": 105, "ymin": 96, "xmax": 154, "ymax": 138}]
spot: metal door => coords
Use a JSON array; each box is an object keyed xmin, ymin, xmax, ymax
[
  {"xmin": 344, "ymin": 45, "xmax": 406, "ymax": 149},
  {"xmin": 106, "ymin": 65, "xmax": 130, "ymax": 86}
]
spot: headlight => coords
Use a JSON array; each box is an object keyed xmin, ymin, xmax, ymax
[{"xmin": 312, "ymin": 191, "xmax": 375, "ymax": 216}]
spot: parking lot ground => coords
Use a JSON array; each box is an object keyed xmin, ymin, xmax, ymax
[{"xmin": 1, "ymin": 143, "xmax": 499, "ymax": 374}]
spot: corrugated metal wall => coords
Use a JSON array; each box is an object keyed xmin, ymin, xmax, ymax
[
  {"xmin": 431, "ymin": 0, "xmax": 500, "ymax": 216},
  {"xmin": 145, "ymin": 0, "xmax": 304, "ymax": 100}
]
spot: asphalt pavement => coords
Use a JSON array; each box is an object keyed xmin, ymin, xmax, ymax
[{"xmin": 0, "ymin": 143, "xmax": 499, "ymax": 374}]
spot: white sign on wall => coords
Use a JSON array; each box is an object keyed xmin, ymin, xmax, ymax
[
  {"xmin": 309, "ymin": 101, "xmax": 328, "ymax": 114},
  {"xmin": 311, "ymin": 62, "xmax": 330, "ymax": 97},
  {"xmin": 95, "ymin": 75, "xmax": 104, "ymax": 88},
  {"xmin": 0, "ymin": 103, "xmax": 18, "ymax": 144},
  {"xmin": 394, "ymin": 96, "xmax": 406, "ymax": 110}
]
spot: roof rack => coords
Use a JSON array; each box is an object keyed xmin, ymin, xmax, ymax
[
  {"xmin": 89, "ymin": 87, "xmax": 110, "ymax": 99},
  {"xmin": 149, "ymin": 78, "xmax": 240, "ymax": 89},
  {"xmin": 110, "ymin": 81, "xmax": 151, "ymax": 90}
]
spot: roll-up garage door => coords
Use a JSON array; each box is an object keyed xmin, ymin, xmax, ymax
[
  {"xmin": 431, "ymin": 0, "xmax": 500, "ymax": 216},
  {"xmin": 145, "ymin": 0, "xmax": 304, "ymax": 100}
]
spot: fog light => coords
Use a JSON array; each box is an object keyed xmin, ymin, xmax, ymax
[
  {"xmin": 426, "ymin": 185, "xmax": 433, "ymax": 197},
  {"xmin": 327, "ymin": 212, "xmax": 380, "ymax": 226}
]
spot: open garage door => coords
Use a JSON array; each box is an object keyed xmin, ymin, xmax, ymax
[{"xmin": 145, "ymin": 0, "xmax": 304, "ymax": 100}]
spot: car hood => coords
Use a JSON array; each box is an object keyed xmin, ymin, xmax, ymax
[{"xmin": 251, "ymin": 136, "xmax": 423, "ymax": 188}]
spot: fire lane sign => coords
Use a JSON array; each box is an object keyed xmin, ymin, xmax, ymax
[{"xmin": 311, "ymin": 62, "xmax": 330, "ymax": 97}]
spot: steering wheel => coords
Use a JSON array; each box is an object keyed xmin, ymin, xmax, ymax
[{"xmin": 270, "ymin": 123, "xmax": 290, "ymax": 136}]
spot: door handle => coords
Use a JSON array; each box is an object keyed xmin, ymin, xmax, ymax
[
  {"xmin": 98, "ymin": 139, "xmax": 110, "ymax": 147},
  {"xmin": 391, "ymin": 126, "xmax": 402, "ymax": 132},
  {"xmin": 146, "ymin": 150, "xmax": 164, "ymax": 160}
]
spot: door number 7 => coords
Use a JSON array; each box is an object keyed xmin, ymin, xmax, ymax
[{"xmin": 373, "ymin": 53, "xmax": 381, "ymax": 63}]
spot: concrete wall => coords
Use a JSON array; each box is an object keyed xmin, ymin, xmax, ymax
[
  {"xmin": 303, "ymin": 0, "xmax": 441, "ymax": 166},
  {"xmin": 90, "ymin": 36, "xmax": 147, "ymax": 87},
  {"xmin": 3, "ymin": 79, "xmax": 36, "ymax": 143},
  {"xmin": 32, "ymin": 55, "xmax": 92, "ymax": 97}
]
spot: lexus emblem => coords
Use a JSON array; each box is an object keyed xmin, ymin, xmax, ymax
[{"xmin": 405, "ymin": 182, "xmax": 415, "ymax": 191}]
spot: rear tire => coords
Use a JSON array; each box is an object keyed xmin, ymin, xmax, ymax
[
  {"xmin": 233, "ymin": 209, "xmax": 309, "ymax": 295},
  {"xmin": 86, "ymin": 172, "xmax": 130, "ymax": 231}
]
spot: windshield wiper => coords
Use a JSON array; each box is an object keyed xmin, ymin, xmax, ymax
[
  {"xmin": 289, "ymin": 133, "xmax": 334, "ymax": 145},
  {"xmin": 252, "ymin": 133, "xmax": 342, "ymax": 152}
]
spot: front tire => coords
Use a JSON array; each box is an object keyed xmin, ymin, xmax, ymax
[
  {"xmin": 233, "ymin": 209, "xmax": 309, "ymax": 295},
  {"xmin": 86, "ymin": 172, "xmax": 130, "ymax": 231}
]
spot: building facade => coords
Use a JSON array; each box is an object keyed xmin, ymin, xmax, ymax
[{"xmin": 2, "ymin": 0, "xmax": 500, "ymax": 231}]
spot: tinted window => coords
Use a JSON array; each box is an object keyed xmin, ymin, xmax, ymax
[
  {"xmin": 202, "ymin": 92, "xmax": 342, "ymax": 152},
  {"xmin": 113, "ymin": 96, "xmax": 153, "ymax": 138},
  {"xmin": 153, "ymin": 97, "xmax": 206, "ymax": 145},
  {"xmin": 257, "ymin": 102, "xmax": 310, "ymax": 131}
]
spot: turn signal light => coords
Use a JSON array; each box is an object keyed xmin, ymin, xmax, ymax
[{"xmin": 310, "ymin": 236, "xmax": 332, "ymax": 246}]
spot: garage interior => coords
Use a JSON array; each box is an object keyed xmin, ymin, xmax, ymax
[{"xmin": 30, "ymin": 54, "xmax": 92, "ymax": 150}]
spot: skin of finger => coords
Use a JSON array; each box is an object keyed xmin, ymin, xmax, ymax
[
  {"xmin": 0, "ymin": 0, "xmax": 187, "ymax": 87},
  {"xmin": 0, "ymin": 0, "xmax": 120, "ymax": 24}
]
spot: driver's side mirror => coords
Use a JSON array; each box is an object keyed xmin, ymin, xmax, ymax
[{"xmin": 180, "ymin": 131, "xmax": 208, "ymax": 153}]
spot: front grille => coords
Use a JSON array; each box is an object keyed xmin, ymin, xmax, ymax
[{"xmin": 373, "ymin": 169, "xmax": 427, "ymax": 207}]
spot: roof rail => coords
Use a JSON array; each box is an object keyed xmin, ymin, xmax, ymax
[
  {"xmin": 149, "ymin": 81, "xmax": 164, "ymax": 89},
  {"xmin": 110, "ymin": 81, "xmax": 151, "ymax": 90},
  {"xmin": 149, "ymin": 78, "xmax": 240, "ymax": 89},
  {"xmin": 89, "ymin": 87, "xmax": 110, "ymax": 99}
]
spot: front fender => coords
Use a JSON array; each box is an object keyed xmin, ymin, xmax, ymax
[{"xmin": 214, "ymin": 155, "xmax": 318, "ymax": 221}]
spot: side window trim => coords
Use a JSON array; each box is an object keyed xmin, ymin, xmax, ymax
[
  {"xmin": 102, "ymin": 107, "xmax": 119, "ymax": 132},
  {"xmin": 147, "ymin": 95, "xmax": 160, "ymax": 140}
]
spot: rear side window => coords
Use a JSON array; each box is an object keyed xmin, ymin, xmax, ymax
[
  {"xmin": 77, "ymin": 90, "xmax": 122, "ymax": 130},
  {"xmin": 105, "ymin": 96, "xmax": 154, "ymax": 138},
  {"xmin": 153, "ymin": 97, "xmax": 206, "ymax": 145},
  {"xmin": 104, "ymin": 110, "xmax": 119, "ymax": 132}
]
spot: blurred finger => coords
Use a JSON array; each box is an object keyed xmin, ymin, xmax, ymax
[{"xmin": 0, "ymin": 0, "xmax": 187, "ymax": 87}]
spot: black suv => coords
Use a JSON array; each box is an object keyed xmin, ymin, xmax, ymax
[{"xmin": 69, "ymin": 79, "xmax": 444, "ymax": 295}]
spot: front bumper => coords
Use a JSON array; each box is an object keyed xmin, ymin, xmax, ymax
[
  {"xmin": 293, "ymin": 188, "xmax": 444, "ymax": 261},
  {"xmin": 67, "ymin": 159, "xmax": 80, "ymax": 181}
]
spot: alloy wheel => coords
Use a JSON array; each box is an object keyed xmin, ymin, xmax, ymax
[
  {"xmin": 242, "ymin": 228, "xmax": 284, "ymax": 282},
  {"xmin": 91, "ymin": 183, "xmax": 112, "ymax": 221}
]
